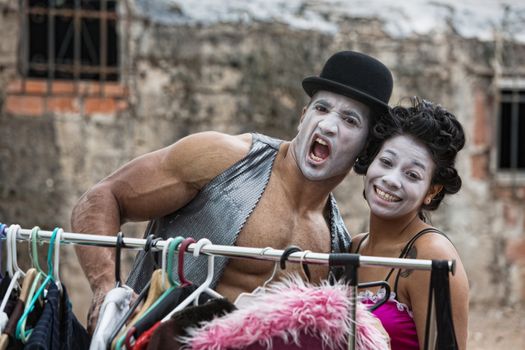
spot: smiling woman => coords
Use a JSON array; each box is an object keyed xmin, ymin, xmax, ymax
[{"xmin": 350, "ymin": 98, "xmax": 469, "ymax": 350}]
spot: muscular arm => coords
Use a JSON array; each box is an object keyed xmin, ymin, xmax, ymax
[
  {"xmin": 406, "ymin": 234, "xmax": 469, "ymax": 350},
  {"xmin": 71, "ymin": 132, "xmax": 252, "ymax": 292}
]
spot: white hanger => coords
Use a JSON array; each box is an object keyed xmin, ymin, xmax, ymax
[
  {"xmin": 6, "ymin": 225, "xmax": 24, "ymax": 278},
  {"xmin": 0, "ymin": 226, "xmax": 25, "ymax": 322},
  {"xmin": 299, "ymin": 250, "xmax": 312, "ymax": 281},
  {"xmin": 161, "ymin": 238, "xmax": 222, "ymax": 322},
  {"xmin": 53, "ymin": 228, "xmax": 63, "ymax": 292},
  {"xmin": 234, "ymin": 247, "xmax": 278, "ymax": 307}
]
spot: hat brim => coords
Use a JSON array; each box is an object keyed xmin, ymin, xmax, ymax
[{"xmin": 302, "ymin": 76, "xmax": 390, "ymax": 117}]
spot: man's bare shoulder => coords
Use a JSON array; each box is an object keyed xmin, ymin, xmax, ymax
[
  {"xmin": 163, "ymin": 132, "xmax": 253, "ymax": 187},
  {"xmin": 171, "ymin": 131, "xmax": 251, "ymax": 161}
]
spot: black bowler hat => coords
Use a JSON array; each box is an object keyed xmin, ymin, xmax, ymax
[{"xmin": 302, "ymin": 51, "xmax": 393, "ymax": 116}]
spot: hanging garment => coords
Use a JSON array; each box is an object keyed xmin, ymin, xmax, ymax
[
  {"xmin": 0, "ymin": 299, "xmax": 24, "ymax": 350},
  {"xmin": 59, "ymin": 284, "xmax": 90, "ymax": 350},
  {"xmin": 89, "ymin": 286, "xmax": 133, "ymax": 350},
  {"xmin": 121, "ymin": 284, "xmax": 198, "ymax": 346},
  {"xmin": 180, "ymin": 275, "xmax": 389, "ymax": 350},
  {"xmin": 0, "ymin": 268, "xmax": 39, "ymax": 350},
  {"xmin": 132, "ymin": 322, "xmax": 160, "ymax": 350},
  {"xmin": 145, "ymin": 298, "xmax": 237, "ymax": 350},
  {"xmin": 0, "ymin": 274, "xmax": 12, "ymax": 300},
  {"xmin": 24, "ymin": 283, "xmax": 89, "ymax": 350},
  {"xmin": 126, "ymin": 133, "xmax": 351, "ymax": 293},
  {"xmin": 24, "ymin": 282, "xmax": 60, "ymax": 350}
]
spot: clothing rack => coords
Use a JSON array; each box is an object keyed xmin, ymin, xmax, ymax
[{"xmin": 4, "ymin": 226, "xmax": 455, "ymax": 350}]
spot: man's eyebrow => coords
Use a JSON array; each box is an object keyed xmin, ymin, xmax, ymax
[
  {"xmin": 313, "ymin": 99, "xmax": 332, "ymax": 108},
  {"xmin": 341, "ymin": 109, "xmax": 363, "ymax": 120}
]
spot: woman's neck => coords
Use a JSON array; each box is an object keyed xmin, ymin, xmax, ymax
[{"xmin": 367, "ymin": 213, "xmax": 427, "ymax": 248}]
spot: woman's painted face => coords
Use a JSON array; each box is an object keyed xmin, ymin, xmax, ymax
[
  {"xmin": 292, "ymin": 91, "xmax": 370, "ymax": 181},
  {"xmin": 364, "ymin": 134, "xmax": 436, "ymax": 219}
]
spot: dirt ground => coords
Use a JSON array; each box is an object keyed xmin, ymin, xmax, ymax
[{"xmin": 468, "ymin": 303, "xmax": 525, "ymax": 349}]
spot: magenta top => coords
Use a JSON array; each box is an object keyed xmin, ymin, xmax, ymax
[
  {"xmin": 360, "ymin": 289, "xmax": 419, "ymax": 350},
  {"xmin": 353, "ymin": 228, "xmax": 452, "ymax": 350}
]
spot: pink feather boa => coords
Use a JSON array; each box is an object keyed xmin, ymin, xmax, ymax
[{"xmin": 181, "ymin": 275, "xmax": 390, "ymax": 350}]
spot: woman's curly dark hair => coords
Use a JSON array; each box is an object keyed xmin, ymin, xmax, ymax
[{"xmin": 354, "ymin": 97, "xmax": 465, "ymax": 216}]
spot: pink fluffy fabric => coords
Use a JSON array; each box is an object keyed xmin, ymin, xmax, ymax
[{"xmin": 182, "ymin": 275, "xmax": 390, "ymax": 350}]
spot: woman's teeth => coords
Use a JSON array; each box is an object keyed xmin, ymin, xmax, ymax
[{"xmin": 375, "ymin": 187, "xmax": 401, "ymax": 202}]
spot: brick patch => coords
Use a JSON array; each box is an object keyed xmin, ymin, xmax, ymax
[
  {"xmin": 4, "ymin": 78, "xmax": 129, "ymax": 116},
  {"xmin": 84, "ymin": 97, "xmax": 117, "ymax": 114},
  {"xmin": 103, "ymin": 83, "xmax": 128, "ymax": 97},
  {"xmin": 78, "ymin": 81, "xmax": 102, "ymax": 96},
  {"xmin": 47, "ymin": 96, "xmax": 80, "ymax": 114},
  {"xmin": 472, "ymin": 88, "xmax": 490, "ymax": 146},
  {"xmin": 506, "ymin": 238, "xmax": 525, "ymax": 265},
  {"xmin": 4, "ymin": 95, "xmax": 45, "ymax": 116},
  {"xmin": 51, "ymin": 81, "xmax": 76, "ymax": 95},
  {"xmin": 24, "ymin": 80, "xmax": 48, "ymax": 94},
  {"xmin": 6, "ymin": 80, "xmax": 22, "ymax": 93},
  {"xmin": 470, "ymin": 153, "xmax": 489, "ymax": 180}
]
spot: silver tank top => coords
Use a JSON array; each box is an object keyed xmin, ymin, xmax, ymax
[{"xmin": 126, "ymin": 133, "xmax": 351, "ymax": 292}]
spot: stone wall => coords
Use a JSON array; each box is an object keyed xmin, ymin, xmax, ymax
[{"xmin": 1, "ymin": 1, "xmax": 525, "ymax": 323}]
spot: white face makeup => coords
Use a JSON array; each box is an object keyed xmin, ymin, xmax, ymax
[
  {"xmin": 292, "ymin": 91, "xmax": 370, "ymax": 181},
  {"xmin": 364, "ymin": 135, "xmax": 436, "ymax": 219}
]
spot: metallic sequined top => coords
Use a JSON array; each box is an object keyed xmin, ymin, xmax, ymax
[{"xmin": 126, "ymin": 133, "xmax": 351, "ymax": 292}]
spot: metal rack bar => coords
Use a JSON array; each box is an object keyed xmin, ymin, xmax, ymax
[{"xmin": 10, "ymin": 228, "xmax": 455, "ymax": 272}]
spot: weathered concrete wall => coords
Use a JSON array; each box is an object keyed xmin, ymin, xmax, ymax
[{"xmin": 1, "ymin": 1, "xmax": 525, "ymax": 324}]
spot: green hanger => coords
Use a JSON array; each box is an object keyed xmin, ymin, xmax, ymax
[
  {"xmin": 30, "ymin": 226, "xmax": 45, "ymax": 274},
  {"xmin": 16, "ymin": 227, "xmax": 60, "ymax": 342}
]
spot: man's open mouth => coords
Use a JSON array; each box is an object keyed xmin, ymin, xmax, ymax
[{"xmin": 309, "ymin": 137, "xmax": 330, "ymax": 162}]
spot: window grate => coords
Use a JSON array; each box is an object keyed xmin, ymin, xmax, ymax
[
  {"xmin": 498, "ymin": 89, "xmax": 525, "ymax": 171},
  {"xmin": 19, "ymin": 0, "xmax": 119, "ymax": 82}
]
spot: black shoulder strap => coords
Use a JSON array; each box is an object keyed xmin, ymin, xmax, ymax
[
  {"xmin": 353, "ymin": 234, "xmax": 369, "ymax": 253},
  {"xmin": 393, "ymin": 228, "xmax": 448, "ymax": 294}
]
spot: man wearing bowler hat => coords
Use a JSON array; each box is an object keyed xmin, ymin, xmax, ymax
[{"xmin": 71, "ymin": 50, "xmax": 394, "ymax": 332}]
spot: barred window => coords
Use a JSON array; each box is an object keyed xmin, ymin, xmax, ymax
[
  {"xmin": 498, "ymin": 89, "xmax": 525, "ymax": 171},
  {"xmin": 20, "ymin": 0, "xmax": 119, "ymax": 82}
]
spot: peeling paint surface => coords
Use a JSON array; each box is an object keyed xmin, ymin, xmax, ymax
[{"xmin": 135, "ymin": 0, "xmax": 525, "ymax": 41}]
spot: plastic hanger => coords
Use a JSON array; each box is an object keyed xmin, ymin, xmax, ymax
[
  {"xmin": 52, "ymin": 228, "xmax": 63, "ymax": 293},
  {"xmin": 107, "ymin": 235, "xmax": 158, "ymax": 348},
  {"xmin": 0, "ymin": 225, "xmax": 25, "ymax": 319},
  {"xmin": 0, "ymin": 223, "xmax": 6, "ymax": 279},
  {"xmin": 16, "ymin": 226, "xmax": 48, "ymax": 339},
  {"xmin": 176, "ymin": 237, "xmax": 195, "ymax": 286},
  {"xmin": 161, "ymin": 238, "xmax": 222, "ymax": 322},
  {"xmin": 234, "ymin": 247, "xmax": 279, "ymax": 307},
  {"xmin": 115, "ymin": 232, "xmax": 124, "ymax": 288},
  {"xmin": 160, "ymin": 238, "xmax": 175, "ymax": 289},
  {"xmin": 29, "ymin": 226, "xmax": 45, "ymax": 274},
  {"xmin": 122, "ymin": 237, "xmax": 196, "ymax": 349},
  {"xmin": 298, "ymin": 250, "xmax": 312, "ymax": 282},
  {"xmin": 16, "ymin": 227, "xmax": 61, "ymax": 342},
  {"xmin": 279, "ymin": 245, "xmax": 311, "ymax": 281},
  {"xmin": 114, "ymin": 236, "xmax": 184, "ymax": 350},
  {"xmin": 23, "ymin": 227, "xmax": 47, "ymax": 311},
  {"xmin": 6, "ymin": 225, "xmax": 25, "ymax": 278}
]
